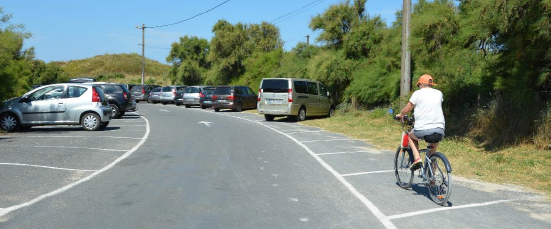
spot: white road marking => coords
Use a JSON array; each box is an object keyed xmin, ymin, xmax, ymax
[
  {"xmin": 387, "ymin": 199, "xmax": 517, "ymax": 220},
  {"xmin": 0, "ymin": 116, "xmax": 150, "ymax": 217},
  {"xmin": 342, "ymin": 170, "xmax": 394, "ymax": 177},
  {"xmin": 3, "ymin": 145, "xmax": 127, "ymax": 152},
  {"xmin": 0, "ymin": 163, "xmax": 97, "ymax": 172},
  {"xmin": 198, "ymin": 121, "xmax": 212, "ymax": 127},
  {"xmin": 159, "ymin": 109, "xmax": 169, "ymax": 112},
  {"xmin": 17, "ymin": 136, "xmax": 142, "ymax": 140},
  {"xmin": 285, "ymin": 130, "xmax": 323, "ymax": 134},
  {"xmin": 316, "ymin": 151, "xmax": 369, "ymax": 156},
  {"xmin": 301, "ymin": 139, "xmax": 351, "ymax": 143},
  {"xmin": 252, "ymin": 121, "xmax": 397, "ymax": 229}
]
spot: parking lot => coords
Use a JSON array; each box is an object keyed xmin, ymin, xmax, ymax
[{"xmin": 0, "ymin": 103, "xmax": 549, "ymax": 228}]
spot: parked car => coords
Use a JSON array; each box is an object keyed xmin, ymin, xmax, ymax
[
  {"xmin": 212, "ymin": 86, "xmax": 257, "ymax": 112},
  {"xmin": 0, "ymin": 83, "xmax": 112, "ymax": 132},
  {"xmin": 125, "ymin": 84, "xmax": 139, "ymax": 91},
  {"xmin": 199, "ymin": 87, "xmax": 216, "ymax": 109},
  {"xmin": 147, "ymin": 87, "xmax": 162, "ymax": 104},
  {"xmin": 131, "ymin": 84, "xmax": 160, "ymax": 103},
  {"xmin": 257, "ymin": 78, "xmax": 335, "ymax": 121},
  {"xmin": 159, "ymin": 85, "xmax": 186, "ymax": 105},
  {"xmin": 179, "ymin": 86, "xmax": 212, "ymax": 108},
  {"xmin": 84, "ymin": 82, "xmax": 136, "ymax": 118}
]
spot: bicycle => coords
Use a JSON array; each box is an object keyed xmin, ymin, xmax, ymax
[{"xmin": 393, "ymin": 115, "xmax": 452, "ymax": 206}]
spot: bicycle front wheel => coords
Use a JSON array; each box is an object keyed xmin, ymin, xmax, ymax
[
  {"xmin": 427, "ymin": 153, "xmax": 452, "ymax": 206},
  {"xmin": 394, "ymin": 147, "xmax": 414, "ymax": 189}
]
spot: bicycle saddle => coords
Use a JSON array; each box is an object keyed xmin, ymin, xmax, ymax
[{"xmin": 424, "ymin": 133, "xmax": 443, "ymax": 143}]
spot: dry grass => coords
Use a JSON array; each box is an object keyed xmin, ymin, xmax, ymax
[{"xmin": 298, "ymin": 108, "xmax": 551, "ymax": 198}]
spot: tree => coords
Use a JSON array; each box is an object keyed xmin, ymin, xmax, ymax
[
  {"xmin": 166, "ymin": 36, "xmax": 209, "ymax": 85},
  {"xmin": 309, "ymin": 0, "xmax": 367, "ymax": 48}
]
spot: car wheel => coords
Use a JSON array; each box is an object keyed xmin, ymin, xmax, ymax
[
  {"xmin": 81, "ymin": 113, "xmax": 101, "ymax": 131},
  {"xmin": 296, "ymin": 107, "xmax": 306, "ymax": 122},
  {"xmin": 214, "ymin": 108, "xmax": 220, "ymax": 112},
  {"xmin": 110, "ymin": 104, "xmax": 120, "ymax": 119},
  {"xmin": 185, "ymin": 105, "xmax": 191, "ymax": 108},
  {"xmin": 0, "ymin": 113, "xmax": 21, "ymax": 132},
  {"xmin": 135, "ymin": 100, "xmax": 140, "ymax": 103},
  {"xmin": 176, "ymin": 103, "xmax": 181, "ymax": 106},
  {"xmin": 162, "ymin": 102, "xmax": 167, "ymax": 105},
  {"xmin": 328, "ymin": 106, "xmax": 335, "ymax": 117},
  {"xmin": 201, "ymin": 105, "xmax": 206, "ymax": 109},
  {"xmin": 264, "ymin": 114, "xmax": 274, "ymax": 121},
  {"xmin": 234, "ymin": 102, "xmax": 242, "ymax": 112}
]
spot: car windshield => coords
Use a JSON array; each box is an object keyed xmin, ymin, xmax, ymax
[
  {"xmin": 262, "ymin": 79, "xmax": 288, "ymax": 93},
  {"xmin": 214, "ymin": 87, "xmax": 232, "ymax": 95}
]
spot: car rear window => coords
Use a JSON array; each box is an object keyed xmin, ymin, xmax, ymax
[
  {"xmin": 131, "ymin": 85, "xmax": 143, "ymax": 91},
  {"xmin": 185, "ymin": 87, "xmax": 200, "ymax": 93},
  {"xmin": 203, "ymin": 88, "xmax": 215, "ymax": 95},
  {"xmin": 162, "ymin": 87, "xmax": 172, "ymax": 92},
  {"xmin": 261, "ymin": 79, "xmax": 289, "ymax": 93},
  {"xmin": 214, "ymin": 87, "xmax": 232, "ymax": 95}
]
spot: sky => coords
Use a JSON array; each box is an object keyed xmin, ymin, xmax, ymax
[{"xmin": 1, "ymin": 0, "xmax": 407, "ymax": 64}]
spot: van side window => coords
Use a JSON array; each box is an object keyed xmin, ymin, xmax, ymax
[
  {"xmin": 294, "ymin": 81, "xmax": 308, "ymax": 94},
  {"xmin": 307, "ymin": 82, "xmax": 318, "ymax": 95},
  {"xmin": 319, "ymin": 84, "xmax": 328, "ymax": 97}
]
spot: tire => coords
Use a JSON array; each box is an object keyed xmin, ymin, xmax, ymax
[
  {"xmin": 185, "ymin": 105, "xmax": 191, "ymax": 108},
  {"xmin": 201, "ymin": 105, "xmax": 206, "ymax": 109},
  {"xmin": 427, "ymin": 153, "xmax": 452, "ymax": 206},
  {"xmin": 328, "ymin": 106, "xmax": 336, "ymax": 117},
  {"xmin": 176, "ymin": 103, "xmax": 181, "ymax": 106},
  {"xmin": 214, "ymin": 108, "xmax": 220, "ymax": 112},
  {"xmin": 81, "ymin": 113, "xmax": 101, "ymax": 131},
  {"xmin": 135, "ymin": 100, "xmax": 140, "ymax": 103},
  {"xmin": 0, "ymin": 113, "xmax": 21, "ymax": 132},
  {"xmin": 394, "ymin": 147, "xmax": 414, "ymax": 189},
  {"xmin": 162, "ymin": 102, "xmax": 167, "ymax": 105},
  {"xmin": 295, "ymin": 107, "xmax": 306, "ymax": 122},
  {"xmin": 110, "ymin": 104, "xmax": 120, "ymax": 119},
  {"xmin": 234, "ymin": 102, "xmax": 242, "ymax": 112},
  {"xmin": 264, "ymin": 114, "xmax": 274, "ymax": 121},
  {"xmin": 119, "ymin": 111, "xmax": 126, "ymax": 117}
]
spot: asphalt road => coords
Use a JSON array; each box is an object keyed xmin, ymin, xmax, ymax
[{"xmin": 0, "ymin": 103, "xmax": 549, "ymax": 228}]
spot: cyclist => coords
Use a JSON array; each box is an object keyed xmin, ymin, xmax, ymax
[{"xmin": 396, "ymin": 74, "xmax": 445, "ymax": 170}]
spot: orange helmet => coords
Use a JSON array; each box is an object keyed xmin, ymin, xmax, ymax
[{"xmin": 416, "ymin": 74, "xmax": 437, "ymax": 86}]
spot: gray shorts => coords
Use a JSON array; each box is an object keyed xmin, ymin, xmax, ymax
[{"xmin": 413, "ymin": 128, "xmax": 445, "ymax": 140}]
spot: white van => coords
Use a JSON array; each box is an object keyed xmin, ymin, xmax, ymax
[{"xmin": 257, "ymin": 78, "xmax": 335, "ymax": 121}]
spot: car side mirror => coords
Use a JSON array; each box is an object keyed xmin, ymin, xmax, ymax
[{"xmin": 19, "ymin": 95, "xmax": 30, "ymax": 103}]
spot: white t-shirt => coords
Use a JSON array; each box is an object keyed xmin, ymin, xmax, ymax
[{"xmin": 409, "ymin": 88, "xmax": 445, "ymax": 131}]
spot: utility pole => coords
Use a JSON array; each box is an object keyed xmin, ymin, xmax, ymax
[
  {"xmin": 400, "ymin": 0, "xmax": 412, "ymax": 108},
  {"xmin": 306, "ymin": 35, "xmax": 310, "ymax": 46},
  {"xmin": 136, "ymin": 24, "xmax": 146, "ymax": 85}
]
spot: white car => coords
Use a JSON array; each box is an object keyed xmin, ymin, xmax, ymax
[{"xmin": 0, "ymin": 83, "xmax": 112, "ymax": 131}]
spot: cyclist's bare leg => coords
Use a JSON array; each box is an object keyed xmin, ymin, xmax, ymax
[{"xmin": 408, "ymin": 131, "xmax": 421, "ymax": 160}]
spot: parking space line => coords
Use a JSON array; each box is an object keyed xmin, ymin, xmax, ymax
[
  {"xmin": 342, "ymin": 170, "xmax": 394, "ymax": 177},
  {"xmin": 0, "ymin": 116, "xmax": 151, "ymax": 218},
  {"xmin": 19, "ymin": 136, "xmax": 142, "ymax": 140},
  {"xmin": 2, "ymin": 145, "xmax": 127, "ymax": 152},
  {"xmin": 0, "ymin": 163, "xmax": 97, "ymax": 172},
  {"xmin": 387, "ymin": 199, "xmax": 516, "ymax": 220},
  {"xmin": 285, "ymin": 130, "xmax": 323, "ymax": 134},
  {"xmin": 301, "ymin": 139, "xmax": 351, "ymax": 143},
  {"xmin": 317, "ymin": 151, "xmax": 369, "ymax": 156},
  {"xmin": 251, "ymin": 120, "xmax": 397, "ymax": 229}
]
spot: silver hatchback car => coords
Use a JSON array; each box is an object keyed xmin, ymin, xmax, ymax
[{"xmin": 0, "ymin": 83, "xmax": 112, "ymax": 132}]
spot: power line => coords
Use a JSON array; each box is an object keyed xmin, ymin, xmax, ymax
[
  {"xmin": 271, "ymin": 0, "xmax": 327, "ymax": 25},
  {"xmin": 146, "ymin": 0, "xmax": 231, "ymax": 28}
]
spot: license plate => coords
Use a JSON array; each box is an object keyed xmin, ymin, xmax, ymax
[
  {"xmin": 186, "ymin": 98, "xmax": 194, "ymax": 101},
  {"xmin": 204, "ymin": 101, "xmax": 211, "ymax": 104},
  {"xmin": 267, "ymin": 99, "xmax": 282, "ymax": 104},
  {"xmin": 217, "ymin": 100, "xmax": 226, "ymax": 102}
]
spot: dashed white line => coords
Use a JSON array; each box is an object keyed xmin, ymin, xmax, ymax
[
  {"xmin": 0, "ymin": 116, "xmax": 151, "ymax": 217},
  {"xmin": 342, "ymin": 170, "xmax": 394, "ymax": 177},
  {"xmin": 387, "ymin": 199, "xmax": 516, "ymax": 220},
  {"xmin": 18, "ymin": 136, "xmax": 142, "ymax": 140},
  {"xmin": 0, "ymin": 163, "xmax": 97, "ymax": 172}
]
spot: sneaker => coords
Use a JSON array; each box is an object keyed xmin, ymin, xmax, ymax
[{"xmin": 410, "ymin": 158, "xmax": 422, "ymax": 170}]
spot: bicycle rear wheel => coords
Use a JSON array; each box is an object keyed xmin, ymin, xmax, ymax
[
  {"xmin": 394, "ymin": 147, "xmax": 414, "ymax": 189},
  {"xmin": 427, "ymin": 153, "xmax": 452, "ymax": 206}
]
